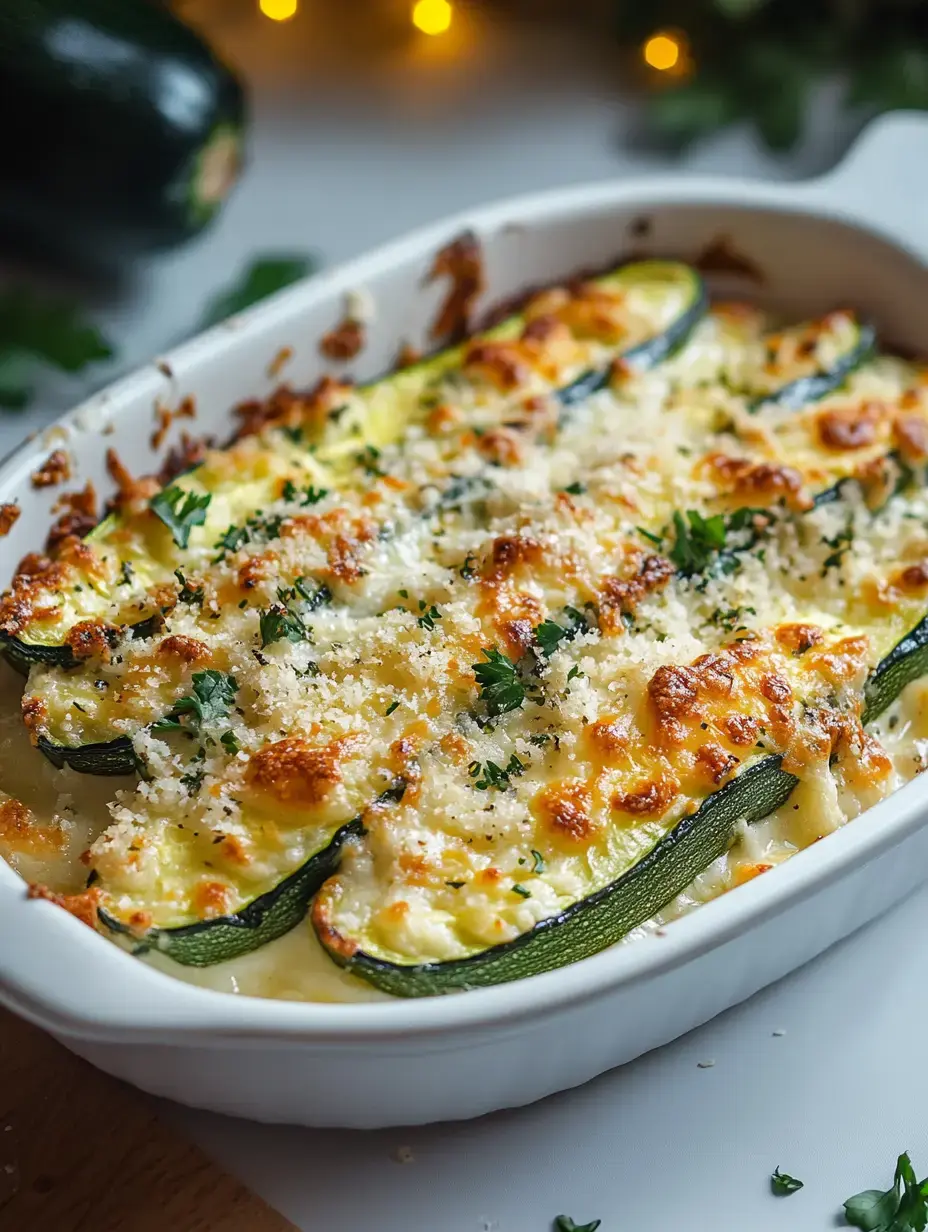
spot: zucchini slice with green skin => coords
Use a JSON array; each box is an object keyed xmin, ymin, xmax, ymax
[
  {"xmin": 1, "ymin": 259, "xmax": 706, "ymax": 673},
  {"xmin": 312, "ymin": 612, "xmax": 928, "ymax": 996},
  {"xmin": 746, "ymin": 313, "xmax": 876, "ymax": 411},
  {"xmin": 102, "ymin": 817, "xmax": 365, "ymax": 968},
  {"xmin": 315, "ymin": 757, "xmax": 798, "ymax": 996},
  {"xmin": 38, "ymin": 735, "xmax": 135, "ymax": 778},
  {"xmin": 97, "ymin": 781, "xmax": 406, "ymax": 967},
  {"xmin": 863, "ymin": 613, "xmax": 928, "ymax": 724}
]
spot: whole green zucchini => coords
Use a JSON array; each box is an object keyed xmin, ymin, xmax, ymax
[{"xmin": 0, "ymin": 0, "xmax": 247, "ymax": 259}]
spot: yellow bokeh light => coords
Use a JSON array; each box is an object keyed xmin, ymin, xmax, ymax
[
  {"xmin": 412, "ymin": 0, "xmax": 453, "ymax": 37},
  {"xmin": 643, "ymin": 33, "xmax": 681, "ymax": 72},
  {"xmin": 259, "ymin": 0, "xmax": 297, "ymax": 22}
]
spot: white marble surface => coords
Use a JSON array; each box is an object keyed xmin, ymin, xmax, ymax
[{"xmin": 7, "ymin": 8, "xmax": 922, "ymax": 1229}]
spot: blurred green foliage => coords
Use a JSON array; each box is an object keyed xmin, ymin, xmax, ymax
[{"xmin": 614, "ymin": 0, "xmax": 928, "ymax": 150}]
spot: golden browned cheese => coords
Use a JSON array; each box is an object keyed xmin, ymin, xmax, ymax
[{"xmin": 247, "ymin": 735, "xmax": 360, "ymax": 807}]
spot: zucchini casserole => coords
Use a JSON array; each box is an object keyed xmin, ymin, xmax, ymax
[{"xmin": 3, "ymin": 257, "xmax": 928, "ymax": 1000}]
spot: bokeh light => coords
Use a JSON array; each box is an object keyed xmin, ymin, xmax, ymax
[
  {"xmin": 259, "ymin": 0, "xmax": 298, "ymax": 22},
  {"xmin": 643, "ymin": 33, "xmax": 681, "ymax": 72},
  {"xmin": 412, "ymin": 0, "xmax": 453, "ymax": 37}
]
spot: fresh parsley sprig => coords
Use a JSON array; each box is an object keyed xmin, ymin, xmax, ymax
[
  {"xmin": 150, "ymin": 486, "xmax": 211, "ymax": 549},
  {"xmin": 554, "ymin": 1217, "xmax": 601, "ymax": 1232},
  {"xmin": 473, "ymin": 648, "xmax": 527, "ymax": 716},
  {"xmin": 151, "ymin": 670, "xmax": 238, "ymax": 735},
  {"xmin": 260, "ymin": 603, "xmax": 308, "ymax": 647},
  {"xmin": 843, "ymin": 1151, "xmax": 928, "ymax": 1231}
]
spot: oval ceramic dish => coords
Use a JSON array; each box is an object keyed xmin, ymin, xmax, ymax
[{"xmin": 1, "ymin": 114, "xmax": 928, "ymax": 1130}]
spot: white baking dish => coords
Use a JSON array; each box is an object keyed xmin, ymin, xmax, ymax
[{"xmin": 1, "ymin": 113, "xmax": 928, "ymax": 1130}]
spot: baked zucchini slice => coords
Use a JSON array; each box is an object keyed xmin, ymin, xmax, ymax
[
  {"xmin": 0, "ymin": 258, "xmax": 706, "ymax": 674},
  {"xmin": 96, "ymin": 772, "xmax": 407, "ymax": 966},
  {"xmin": 310, "ymin": 621, "xmax": 911, "ymax": 995},
  {"xmin": 744, "ymin": 311, "xmax": 876, "ymax": 410}
]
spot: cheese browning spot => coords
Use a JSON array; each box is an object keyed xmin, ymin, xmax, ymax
[
  {"xmin": 534, "ymin": 780, "xmax": 595, "ymax": 845},
  {"xmin": 247, "ymin": 735, "xmax": 360, "ymax": 806}
]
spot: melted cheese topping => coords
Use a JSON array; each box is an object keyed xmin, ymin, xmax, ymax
[{"xmin": 4, "ymin": 269, "xmax": 928, "ymax": 999}]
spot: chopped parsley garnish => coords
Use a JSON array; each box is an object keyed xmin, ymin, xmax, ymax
[
  {"xmin": 770, "ymin": 1167, "xmax": 803, "ymax": 1196},
  {"xmin": 150, "ymin": 486, "xmax": 211, "ymax": 549},
  {"xmin": 711, "ymin": 604, "xmax": 756, "ymax": 632},
  {"xmin": 302, "ymin": 484, "xmax": 329, "ymax": 506},
  {"xmin": 385, "ymin": 700, "xmax": 401, "ymax": 716},
  {"xmin": 529, "ymin": 732, "xmax": 551, "ymax": 747},
  {"xmin": 637, "ymin": 525, "xmax": 664, "ymax": 547},
  {"xmin": 152, "ymin": 670, "xmax": 238, "ymax": 735},
  {"xmin": 260, "ymin": 603, "xmax": 308, "ymax": 647},
  {"xmin": 512, "ymin": 883, "xmax": 531, "ymax": 898},
  {"xmin": 358, "ymin": 444, "xmax": 384, "ymax": 476},
  {"xmin": 668, "ymin": 509, "xmax": 727, "ymax": 574},
  {"xmin": 459, "ymin": 552, "xmax": 478, "ymax": 580},
  {"xmin": 119, "ymin": 561, "xmax": 134, "ymax": 586},
  {"xmin": 563, "ymin": 481, "xmax": 586, "ymax": 495},
  {"xmin": 843, "ymin": 1151, "xmax": 928, "ymax": 1230},
  {"xmin": 174, "ymin": 568, "xmax": 204, "ymax": 606},
  {"xmin": 180, "ymin": 768, "xmax": 206, "ymax": 795},
  {"xmin": 445, "ymin": 880, "xmax": 465, "ymax": 889},
  {"xmin": 554, "ymin": 1217, "xmax": 601, "ymax": 1232},
  {"xmin": 822, "ymin": 522, "xmax": 854, "ymax": 574},
  {"xmin": 667, "ymin": 506, "xmax": 765, "ymax": 576},
  {"xmin": 473, "ymin": 648, "xmax": 526, "ymax": 716},
  {"xmin": 535, "ymin": 619, "xmax": 568, "ymax": 657},
  {"xmin": 282, "ymin": 479, "xmax": 329, "ymax": 506},
  {"xmin": 416, "ymin": 602, "xmax": 443, "ymax": 631},
  {"xmin": 566, "ymin": 664, "xmax": 583, "ymax": 683},
  {"xmin": 220, "ymin": 730, "xmax": 241, "ymax": 755},
  {"xmin": 531, "ymin": 849, "xmax": 545, "ymax": 873},
  {"xmin": 213, "ymin": 524, "xmax": 249, "ymax": 559},
  {"xmin": 468, "ymin": 753, "xmax": 525, "ymax": 791}
]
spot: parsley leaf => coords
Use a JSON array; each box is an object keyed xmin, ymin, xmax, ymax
[
  {"xmin": 844, "ymin": 1151, "xmax": 928, "ymax": 1231},
  {"xmin": 174, "ymin": 569, "xmax": 204, "ymax": 606},
  {"xmin": 220, "ymin": 730, "xmax": 241, "ymax": 755},
  {"xmin": 637, "ymin": 525, "xmax": 664, "ymax": 547},
  {"xmin": 0, "ymin": 287, "xmax": 115, "ymax": 410},
  {"xmin": 416, "ymin": 603, "xmax": 443, "ymax": 631},
  {"xmin": 180, "ymin": 768, "xmax": 206, "ymax": 795},
  {"xmin": 468, "ymin": 753, "xmax": 525, "ymax": 791},
  {"xmin": 152, "ymin": 670, "xmax": 238, "ymax": 735},
  {"xmin": 473, "ymin": 648, "xmax": 526, "ymax": 716},
  {"xmin": 535, "ymin": 619, "xmax": 568, "ymax": 657},
  {"xmin": 385, "ymin": 700, "xmax": 401, "ymax": 716},
  {"xmin": 200, "ymin": 255, "xmax": 316, "ymax": 327},
  {"xmin": 260, "ymin": 603, "xmax": 308, "ymax": 647},
  {"xmin": 668, "ymin": 509, "xmax": 728, "ymax": 574},
  {"xmin": 150, "ymin": 487, "xmax": 211, "ymax": 549},
  {"xmin": 771, "ymin": 1167, "xmax": 803, "ymax": 1196},
  {"xmin": 213, "ymin": 524, "xmax": 250, "ymax": 560},
  {"xmin": 563, "ymin": 481, "xmax": 586, "ymax": 495},
  {"xmin": 531, "ymin": 849, "xmax": 546, "ymax": 873},
  {"xmin": 512, "ymin": 883, "xmax": 531, "ymax": 898},
  {"xmin": 554, "ymin": 1217, "xmax": 601, "ymax": 1232}
]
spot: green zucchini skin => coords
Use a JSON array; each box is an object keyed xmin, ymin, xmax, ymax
[
  {"xmin": 558, "ymin": 270, "xmax": 709, "ymax": 407},
  {"xmin": 748, "ymin": 322, "xmax": 876, "ymax": 412},
  {"xmin": 37, "ymin": 734, "xmax": 135, "ymax": 777},
  {"xmin": 1, "ymin": 613, "xmax": 161, "ymax": 675},
  {"xmin": 96, "ymin": 780, "xmax": 407, "ymax": 965},
  {"xmin": 100, "ymin": 818, "xmax": 366, "ymax": 967},
  {"xmin": 323, "ymin": 757, "xmax": 798, "ymax": 996},
  {"xmin": 864, "ymin": 613, "xmax": 928, "ymax": 724},
  {"xmin": 0, "ymin": 0, "xmax": 247, "ymax": 261}
]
